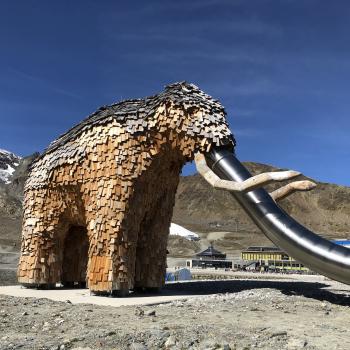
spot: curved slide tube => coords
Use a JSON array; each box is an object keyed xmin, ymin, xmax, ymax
[{"xmin": 205, "ymin": 147, "xmax": 350, "ymax": 285}]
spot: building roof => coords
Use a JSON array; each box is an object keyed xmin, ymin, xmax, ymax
[
  {"xmin": 242, "ymin": 246, "xmax": 284, "ymax": 253},
  {"xmin": 196, "ymin": 245, "xmax": 226, "ymax": 258}
]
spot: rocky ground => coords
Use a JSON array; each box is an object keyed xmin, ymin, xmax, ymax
[{"xmin": 1, "ymin": 276, "xmax": 350, "ymax": 350}]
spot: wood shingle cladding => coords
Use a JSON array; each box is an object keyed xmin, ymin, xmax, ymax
[{"xmin": 18, "ymin": 82, "xmax": 234, "ymax": 294}]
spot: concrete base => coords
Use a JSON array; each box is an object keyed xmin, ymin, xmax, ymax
[{"xmin": 0, "ymin": 284, "xmax": 201, "ymax": 307}]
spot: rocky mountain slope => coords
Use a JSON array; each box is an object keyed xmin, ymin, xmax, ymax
[
  {"xmin": 172, "ymin": 162, "xmax": 350, "ymax": 256},
  {"xmin": 174, "ymin": 164, "xmax": 350, "ymax": 237},
  {"xmin": 0, "ymin": 150, "xmax": 21, "ymax": 185},
  {"xmin": 0, "ymin": 151, "xmax": 37, "ymax": 244}
]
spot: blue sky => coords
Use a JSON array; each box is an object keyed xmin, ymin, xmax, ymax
[{"xmin": 1, "ymin": 1, "xmax": 350, "ymax": 185}]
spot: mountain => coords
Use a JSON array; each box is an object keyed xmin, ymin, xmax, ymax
[
  {"xmin": 1, "ymin": 148, "xmax": 350, "ymax": 258},
  {"xmin": 0, "ymin": 151, "xmax": 38, "ymax": 244},
  {"xmin": 0, "ymin": 149, "xmax": 21, "ymax": 185}
]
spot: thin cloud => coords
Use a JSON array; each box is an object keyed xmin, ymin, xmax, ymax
[
  {"xmin": 107, "ymin": 16, "xmax": 282, "ymax": 41},
  {"xmin": 208, "ymin": 78, "xmax": 286, "ymax": 98},
  {"xmin": 9, "ymin": 67, "xmax": 82, "ymax": 100},
  {"xmin": 231, "ymin": 108, "xmax": 258, "ymax": 118},
  {"xmin": 119, "ymin": 50, "xmax": 260, "ymax": 65},
  {"xmin": 234, "ymin": 128, "xmax": 263, "ymax": 138},
  {"xmin": 102, "ymin": 0, "xmax": 243, "ymax": 19}
]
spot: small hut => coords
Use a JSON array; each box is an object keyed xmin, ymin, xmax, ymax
[
  {"xmin": 196, "ymin": 244, "xmax": 226, "ymax": 260},
  {"xmin": 186, "ymin": 244, "xmax": 232, "ymax": 269}
]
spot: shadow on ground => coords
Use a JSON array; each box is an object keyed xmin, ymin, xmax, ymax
[
  {"xmin": 155, "ymin": 280, "xmax": 350, "ymax": 306},
  {"xmin": 5, "ymin": 277, "xmax": 350, "ymax": 307}
]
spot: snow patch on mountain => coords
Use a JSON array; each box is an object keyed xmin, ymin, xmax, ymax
[
  {"xmin": 0, "ymin": 164, "xmax": 16, "ymax": 184},
  {"xmin": 0, "ymin": 149, "xmax": 21, "ymax": 184},
  {"xmin": 170, "ymin": 223, "xmax": 199, "ymax": 241}
]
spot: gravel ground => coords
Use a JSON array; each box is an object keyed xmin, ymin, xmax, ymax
[
  {"xmin": 0, "ymin": 269, "xmax": 17, "ymax": 286},
  {"xmin": 1, "ymin": 278, "xmax": 350, "ymax": 350}
]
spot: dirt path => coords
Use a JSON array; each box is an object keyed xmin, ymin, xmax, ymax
[{"xmin": 1, "ymin": 276, "xmax": 350, "ymax": 349}]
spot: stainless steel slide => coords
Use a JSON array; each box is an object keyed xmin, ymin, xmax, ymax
[{"xmin": 205, "ymin": 147, "xmax": 350, "ymax": 285}]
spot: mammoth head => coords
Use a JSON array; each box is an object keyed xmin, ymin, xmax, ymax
[{"xmin": 147, "ymin": 82, "xmax": 235, "ymax": 161}]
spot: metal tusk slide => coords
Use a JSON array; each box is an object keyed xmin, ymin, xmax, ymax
[{"xmin": 205, "ymin": 146, "xmax": 350, "ymax": 285}]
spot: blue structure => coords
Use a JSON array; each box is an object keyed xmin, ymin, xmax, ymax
[{"xmin": 332, "ymin": 240, "xmax": 350, "ymax": 248}]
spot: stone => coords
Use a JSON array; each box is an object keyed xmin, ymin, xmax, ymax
[
  {"xmin": 165, "ymin": 335, "xmax": 176, "ymax": 348},
  {"xmin": 145, "ymin": 309, "xmax": 156, "ymax": 316},
  {"xmin": 135, "ymin": 308, "xmax": 144, "ymax": 316},
  {"xmin": 200, "ymin": 339, "xmax": 220, "ymax": 350},
  {"xmin": 287, "ymin": 338, "xmax": 307, "ymax": 349},
  {"xmin": 129, "ymin": 343, "xmax": 148, "ymax": 350},
  {"xmin": 270, "ymin": 331, "xmax": 287, "ymax": 338},
  {"xmin": 106, "ymin": 331, "xmax": 116, "ymax": 336}
]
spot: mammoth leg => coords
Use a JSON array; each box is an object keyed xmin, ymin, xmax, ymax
[
  {"xmin": 83, "ymin": 177, "xmax": 140, "ymax": 296},
  {"xmin": 195, "ymin": 153, "xmax": 316, "ymax": 199},
  {"xmin": 134, "ymin": 190, "xmax": 176, "ymax": 292},
  {"xmin": 85, "ymin": 209, "xmax": 134, "ymax": 296},
  {"xmin": 86, "ymin": 223, "xmax": 132, "ymax": 295},
  {"xmin": 134, "ymin": 215, "xmax": 168, "ymax": 292},
  {"xmin": 18, "ymin": 189, "xmax": 69, "ymax": 287}
]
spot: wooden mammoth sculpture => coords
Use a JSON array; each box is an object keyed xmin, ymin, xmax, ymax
[{"xmin": 18, "ymin": 82, "xmax": 312, "ymax": 295}]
